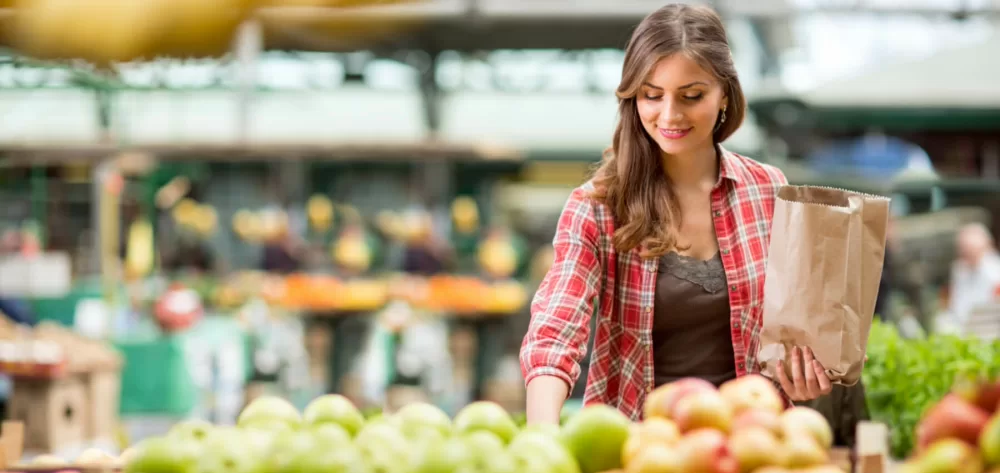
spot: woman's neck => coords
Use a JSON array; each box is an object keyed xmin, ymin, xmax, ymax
[{"xmin": 660, "ymin": 144, "xmax": 720, "ymax": 190}]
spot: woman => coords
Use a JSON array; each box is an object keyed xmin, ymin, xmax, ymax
[{"xmin": 519, "ymin": 3, "xmax": 832, "ymax": 424}]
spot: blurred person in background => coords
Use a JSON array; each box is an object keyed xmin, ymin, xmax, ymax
[
  {"xmin": 261, "ymin": 229, "xmax": 304, "ymax": 274},
  {"xmin": 946, "ymin": 222, "xmax": 1000, "ymax": 327},
  {"xmin": 520, "ymin": 4, "xmax": 833, "ymax": 425},
  {"xmin": 0, "ymin": 229, "xmax": 36, "ymax": 326}
]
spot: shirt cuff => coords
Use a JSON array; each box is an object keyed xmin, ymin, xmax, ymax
[{"xmin": 523, "ymin": 365, "xmax": 576, "ymax": 399}]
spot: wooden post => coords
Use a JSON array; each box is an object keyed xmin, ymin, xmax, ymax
[
  {"xmin": 0, "ymin": 421, "xmax": 25, "ymax": 470},
  {"xmin": 855, "ymin": 421, "xmax": 890, "ymax": 473}
]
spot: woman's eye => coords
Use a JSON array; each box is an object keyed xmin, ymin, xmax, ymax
[
  {"xmin": 643, "ymin": 94, "xmax": 662, "ymax": 100},
  {"xmin": 684, "ymin": 93, "xmax": 704, "ymax": 101}
]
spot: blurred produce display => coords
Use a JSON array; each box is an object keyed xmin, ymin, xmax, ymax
[
  {"xmin": 863, "ymin": 321, "xmax": 1000, "ymax": 459},
  {"xmin": 892, "ymin": 373, "xmax": 1000, "ymax": 473},
  {"xmin": 13, "ymin": 374, "xmax": 852, "ymax": 473},
  {"xmin": 0, "ymin": 319, "xmax": 122, "ymax": 378}
]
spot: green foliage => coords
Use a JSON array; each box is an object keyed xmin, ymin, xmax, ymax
[{"xmin": 863, "ymin": 320, "xmax": 1000, "ymax": 458}]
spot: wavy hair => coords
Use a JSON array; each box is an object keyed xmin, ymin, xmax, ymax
[{"xmin": 590, "ymin": 4, "xmax": 746, "ymax": 258}]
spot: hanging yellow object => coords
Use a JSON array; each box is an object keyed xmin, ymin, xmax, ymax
[
  {"xmin": 307, "ymin": 195, "xmax": 335, "ymax": 232},
  {"xmin": 153, "ymin": 0, "xmax": 251, "ymax": 59},
  {"xmin": 333, "ymin": 232, "xmax": 371, "ymax": 272},
  {"xmin": 451, "ymin": 196, "xmax": 480, "ymax": 234},
  {"xmin": 192, "ymin": 205, "xmax": 218, "ymax": 238},
  {"xmin": 478, "ymin": 237, "xmax": 518, "ymax": 279},
  {"xmin": 376, "ymin": 210, "xmax": 404, "ymax": 241},
  {"xmin": 232, "ymin": 210, "xmax": 261, "ymax": 243},
  {"xmin": 125, "ymin": 219, "xmax": 155, "ymax": 280},
  {"xmin": 259, "ymin": 209, "xmax": 289, "ymax": 243},
  {"xmin": 172, "ymin": 198, "xmax": 198, "ymax": 228},
  {"xmin": 401, "ymin": 210, "xmax": 432, "ymax": 244}
]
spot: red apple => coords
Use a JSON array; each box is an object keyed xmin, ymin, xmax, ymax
[
  {"xmin": 732, "ymin": 409, "xmax": 783, "ymax": 438},
  {"xmin": 673, "ymin": 429, "xmax": 738, "ymax": 473},
  {"xmin": 671, "ymin": 391, "xmax": 734, "ymax": 434},
  {"xmin": 644, "ymin": 378, "xmax": 717, "ymax": 420},
  {"xmin": 917, "ymin": 394, "xmax": 990, "ymax": 450},
  {"xmin": 719, "ymin": 375, "xmax": 784, "ymax": 416},
  {"xmin": 780, "ymin": 407, "xmax": 833, "ymax": 450},
  {"xmin": 955, "ymin": 377, "xmax": 1000, "ymax": 414},
  {"xmin": 728, "ymin": 426, "xmax": 785, "ymax": 473}
]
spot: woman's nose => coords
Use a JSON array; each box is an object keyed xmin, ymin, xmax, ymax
[{"xmin": 657, "ymin": 99, "xmax": 682, "ymax": 123}]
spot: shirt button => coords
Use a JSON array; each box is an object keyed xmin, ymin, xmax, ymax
[
  {"xmin": 738, "ymin": 362, "xmax": 745, "ymax": 370},
  {"xmin": 721, "ymin": 248, "xmax": 730, "ymax": 255},
  {"xmin": 644, "ymin": 306, "xmax": 651, "ymax": 313},
  {"xmin": 730, "ymin": 284, "xmax": 738, "ymax": 292},
  {"xmin": 713, "ymin": 210, "xmax": 723, "ymax": 217},
  {"xmin": 648, "ymin": 266, "xmax": 655, "ymax": 272},
  {"xmin": 732, "ymin": 321, "xmax": 739, "ymax": 328}
]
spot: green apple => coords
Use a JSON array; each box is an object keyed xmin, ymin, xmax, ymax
[
  {"xmin": 413, "ymin": 437, "xmax": 474, "ymax": 473},
  {"xmin": 311, "ymin": 423, "xmax": 353, "ymax": 447},
  {"xmin": 238, "ymin": 396, "xmax": 302, "ymax": 430},
  {"xmin": 196, "ymin": 429, "xmax": 265, "ymax": 473},
  {"xmin": 354, "ymin": 422, "xmax": 412, "ymax": 473},
  {"xmin": 452, "ymin": 402, "xmax": 518, "ymax": 444},
  {"xmin": 303, "ymin": 395, "xmax": 366, "ymax": 437},
  {"xmin": 169, "ymin": 419, "xmax": 215, "ymax": 442},
  {"xmin": 558, "ymin": 405, "xmax": 630, "ymax": 473},
  {"xmin": 510, "ymin": 431, "xmax": 580, "ymax": 473},
  {"xmin": 124, "ymin": 436, "xmax": 201, "ymax": 473},
  {"xmin": 392, "ymin": 402, "xmax": 452, "ymax": 441}
]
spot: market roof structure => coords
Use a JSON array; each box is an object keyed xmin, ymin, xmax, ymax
[{"xmin": 750, "ymin": 32, "xmax": 1000, "ymax": 132}]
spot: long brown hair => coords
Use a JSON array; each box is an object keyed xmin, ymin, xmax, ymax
[{"xmin": 590, "ymin": 4, "xmax": 746, "ymax": 258}]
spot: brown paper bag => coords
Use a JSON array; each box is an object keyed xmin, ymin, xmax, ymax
[{"xmin": 758, "ymin": 185, "xmax": 890, "ymax": 386}]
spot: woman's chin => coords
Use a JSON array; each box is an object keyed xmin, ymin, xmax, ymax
[{"xmin": 655, "ymin": 140, "xmax": 694, "ymax": 156}]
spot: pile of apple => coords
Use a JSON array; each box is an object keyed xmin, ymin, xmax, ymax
[
  {"xmin": 617, "ymin": 374, "xmax": 840, "ymax": 473},
  {"xmin": 121, "ymin": 394, "xmax": 584, "ymax": 473},
  {"xmin": 899, "ymin": 377, "xmax": 1000, "ymax": 473},
  {"xmin": 117, "ymin": 376, "xmax": 842, "ymax": 473}
]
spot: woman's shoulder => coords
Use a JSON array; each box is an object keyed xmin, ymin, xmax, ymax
[
  {"xmin": 563, "ymin": 181, "xmax": 604, "ymax": 216},
  {"xmin": 556, "ymin": 181, "xmax": 614, "ymax": 229}
]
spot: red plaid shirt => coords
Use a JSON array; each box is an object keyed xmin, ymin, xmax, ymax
[{"xmin": 520, "ymin": 147, "xmax": 790, "ymax": 420}]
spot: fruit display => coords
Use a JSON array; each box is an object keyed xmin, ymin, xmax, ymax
[
  {"xmin": 628, "ymin": 375, "xmax": 839, "ymax": 473},
  {"xmin": 111, "ymin": 395, "xmax": 578, "ymax": 473},
  {"xmin": 893, "ymin": 375, "xmax": 1000, "ymax": 473},
  {"xmin": 102, "ymin": 380, "xmax": 850, "ymax": 473},
  {"xmin": 277, "ymin": 274, "xmax": 389, "ymax": 311},
  {"xmin": 863, "ymin": 320, "xmax": 1000, "ymax": 457},
  {"xmin": 0, "ymin": 319, "xmax": 121, "ymax": 378},
  {"xmin": 395, "ymin": 275, "xmax": 528, "ymax": 315}
]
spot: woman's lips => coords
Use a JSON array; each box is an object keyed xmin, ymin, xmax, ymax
[{"xmin": 659, "ymin": 128, "xmax": 692, "ymax": 139}]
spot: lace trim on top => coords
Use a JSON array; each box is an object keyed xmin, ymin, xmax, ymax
[{"xmin": 658, "ymin": 251, "xmax": 727, "ymax": 293}]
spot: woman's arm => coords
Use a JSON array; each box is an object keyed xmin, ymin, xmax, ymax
[
  {"xmin": 519, "ymin": 187, "xmax": 603, "ymax": 425},
  {"xmin": 525, "ymin": 375, "xmax": 571, "ymax": 425}
]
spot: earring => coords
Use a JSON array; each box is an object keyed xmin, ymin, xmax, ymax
[{"xmin": 720, "ymin": 106, "xmax": 727, "ymax": 124}]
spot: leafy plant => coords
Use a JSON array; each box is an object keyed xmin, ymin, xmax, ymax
[{"xmin": 863, "ymin": 320, "xmax": 1000, "ymax": 458}]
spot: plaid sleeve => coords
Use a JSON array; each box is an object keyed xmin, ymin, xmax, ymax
[{"xmin": 519, "ymin": 187, "xmax": 603, "ymax": 393}]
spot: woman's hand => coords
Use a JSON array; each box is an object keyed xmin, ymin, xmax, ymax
[{"xmin": 776, "ymin": 346, "xmax": 833, "ymax": 401}]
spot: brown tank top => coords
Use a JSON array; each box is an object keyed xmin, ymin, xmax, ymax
[{"xmin": 652, "ymin": 251, "xmax": 737, "ymax": 388}]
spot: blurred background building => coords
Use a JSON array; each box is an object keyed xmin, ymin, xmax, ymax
[{"xmin": 0, "ymin": 0, "xmax": 998, "ymax": 460}]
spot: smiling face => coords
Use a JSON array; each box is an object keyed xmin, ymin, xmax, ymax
[{"xmin": 636, "ymin": 53, "xmax": 728, "ymax": 157}]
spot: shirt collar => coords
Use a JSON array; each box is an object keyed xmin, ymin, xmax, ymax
[{"xmin": 717, "ymin": 144, "xmax": 742, "ymax": 184}]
